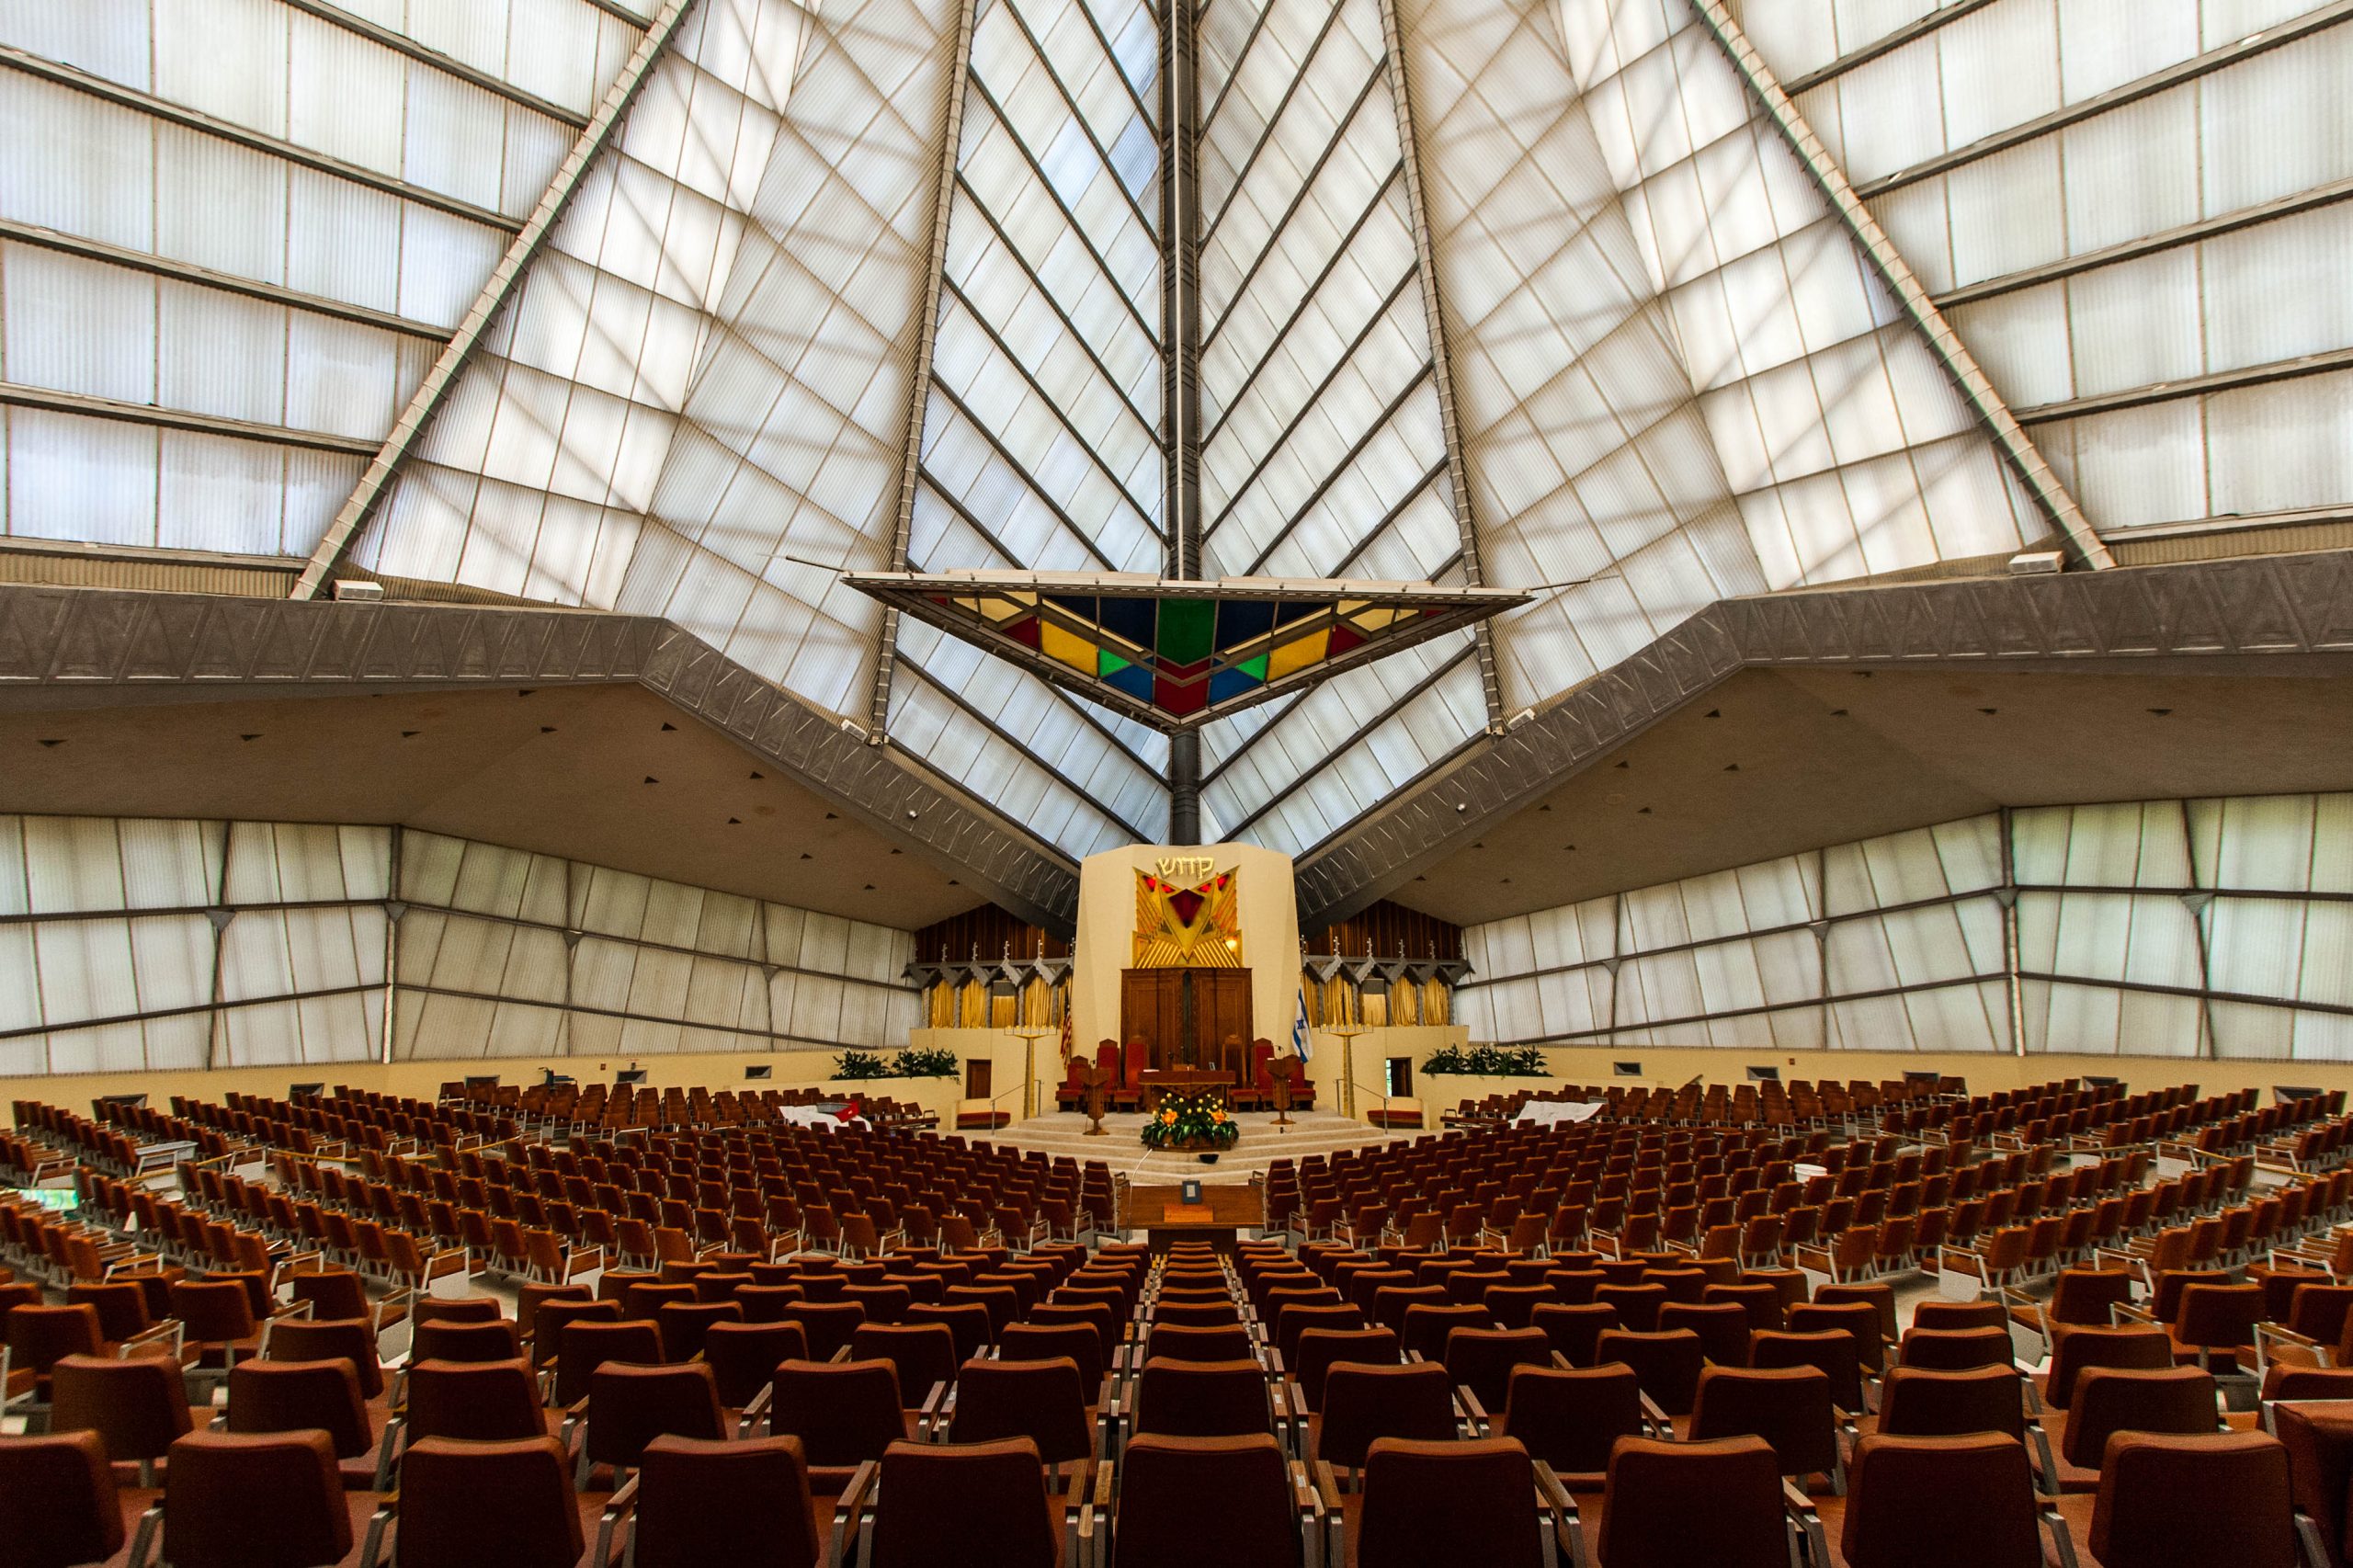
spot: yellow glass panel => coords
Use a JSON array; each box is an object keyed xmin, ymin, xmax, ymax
[
  {"xmin": 1267, "ymin": 628, "xmax": 1330, "ymax": 679},
  {"xmin": 977, "ymin": 597, "xmax": 1026, "ymax": 622},
  {"xmin": 1040, "ymin": 619, "xmax": 1097, "ymax": 674},
  {"xmin": 1348, "ymin": 606, "xmax": 1405, "ymax": 631}
]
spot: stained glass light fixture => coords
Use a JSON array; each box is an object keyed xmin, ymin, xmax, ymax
[{"xmin": 844, "ymin": 571, "xmax": 1529, "ymax": 731}]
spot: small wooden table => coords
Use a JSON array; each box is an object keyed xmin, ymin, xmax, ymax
[
  {"xmin": 1129, "ymin": 1183, "xmax": 1259, "ymax": 1254},
  {"xmin": 1139, "ymin": 1068, "xmax": 1235, "ymax": 1112}
]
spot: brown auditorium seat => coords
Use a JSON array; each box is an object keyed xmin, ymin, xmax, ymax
[
  {"xmin": 1131, "ymin": 1358, "xmax": 1275, "ymax": 1444},
  {"xmin": 581, "ymin": 1361, "xmax": 728, "ymax": 1485},
  {"xmin": 654, "ymin": 1300, "xmax": 741, "ymax": 1362},
  {"xmin": 1836, "ymin": 1432, "xmax": 2051, "ymax": 1568},
  {"xmin": 1530, "ymin": 1303, "xmax": 1621, "ymax": 1369},
  {"xmin": 756, "ymin": 1359, "xmax": 917, "ymax": 1485},
  {"xmin": 406, "ymin": 1319, "xmax": 521, "ymax": 1366},
  {"xmin": 1442, "ymin": 1327, "xmax": 1552, "ymax": 1415},
  {"xmin": 0, "ymin": 1430, "xmax": 128, "ymax": 1568},
  {"xmin": 868, "ymin": 1437, "xmax": 1075, "ymax": 1568},
  {"xmin": 780, "ymin": 1301, "xmax": 867, "ymax": 1362},
  {"xmin": 907, "ymin": 1302, "xmax": 993, "ymax": 1365},
  {"xmin": 1595, "ymin": 1328, "xmax": 1704, "ymax": 1417},
  {"xmin": 6, "ymin": 1304, "xmax": 107, "ymax": 1403},
  {"xmin": 2052, "ymin": 1366, "xmax": 2222, "ymax": 1492},
  {"xmin": 1899, "ymin": 1325, "xmax": 2015, "ymax": 1373},
  {"xmin": 2041, "ymin": 1324, "xmax": 2174, "ymax": 1409},
  {"xmin": 1311, "ymin": 1362, "xmax": 1457, "ymax": 1471},
  {"xmin": 1493, "ymin": 1362, "xmax": 1646, "ymax": 1486},
  {"xmin": 155, "ymin": 1429, "xmax": 359, "ymax": 1568},
  {"xmin": 382, "ymin": 1436, "xmax": 582, "ymax": 1568},
  {"xmin": 949, "ymin": 1355, "xmax": 1097, "ymax": 1467},
  {"xmin": 224, "ymin": 1358, "xmax": 379, "ymax": 1488},
  {"xmin": 1599, "ymin": 1435, "xmax": 1796, "ymax": 1568},
  {"xmin": 267, "ymin": 1317, "xmax": 388, "ymax": 1400},
  {"xmin": 1290, "ymin": 1327, "xmax": 1400, "ymax": 1414},
  {"xmin": 1876, "ymin": 1364, "xmax": 2032, "ymax": 1443},
  {"xmin": 621, "ymin": 1434, "xmax": 835, "ymax": 1568},
  {"xmin": 1911, "ymin": 1300, "xmax": 2010, "ymax": 1334},
  {"xmin": 525, "ymin": 1296, "xmax": 620, "ymax": 1370},
  {"xmin": 1399, "ymin": 1303, "xmax": 1491, "ymax": 1364},
  {"xmin": 1657, "ymin": 1301, "xmax": 1751, "ymax": 1369},
  {"xmin": 410, "ymin": 1297, "xmax": 504, "ymax": 1327},
  {"xmin": 552, "ymin": 1319, "xmax": 664, "ymax": 1408},
  {"xmin": 1687, "ymin": 1365, "xmax": 1842, "ymax": 1489},
  {"xmin": 1142, "ymin": 1322, "xmax": 1254, "ymax": 1365},
  {"xmin": 1111, "ymin": 1433, "xmax": 1311, "ymax": 1568},
  {"xmin": 2075, "ymin": 1432, "xmax": 2296, "ymax": 1568},
  {"xmin": 48, "ymin": 1353, "xmax": 196, "ymax": 1483},
  {"xmin": 1347, "ymin": 1436, "xmax": 1550, "ymax": 1568}
]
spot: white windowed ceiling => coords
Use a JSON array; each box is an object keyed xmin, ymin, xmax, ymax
[
  {"xmin": 0, "ymin": 0, "xmax": 642, "ymax": 554},
  {"xmin": 881, "ymin": 0, "xmax": 1172, "ymax": 855},
  {"xmin": 0, "ymin": 815, "xmax": 915, "ymax": 1075},
  {"xmin": 1187, "ymin": 0, "xmax": 1484, "ymax": 855},
  {"xmin": 1461, "ymin": 790, "xmax": 2353, "ymax": 1060},
  {"xmin": 1734, "ymin": 0, "xmax": 2353, "ymax": 533}
]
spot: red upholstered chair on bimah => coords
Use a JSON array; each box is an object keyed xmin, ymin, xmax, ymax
[
  {"xmin": 1053, "ymin": 1056, "xmax": 1087, "ymax": 1112},
  {"xmin": 1121, "ymin": 1039, "xmax": 1151, "ymax": 1110},
  {"xmin": 1102, "ymin": 1042, "xmax": 1139, "ymax": 1113}
]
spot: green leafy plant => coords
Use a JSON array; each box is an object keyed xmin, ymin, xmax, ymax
[
  {"xmin": 1421, "ymin": 1043, "xmax": 1550, "ymax": 1076},
  {"xmin": 891, "ymin": 1046, "xmax": 960, "ymax": 1078},
  {"xmin": 1140, "ymin": 1088, "xmax": 1241, "ymax": 1151},
  {"xmin": 833, "ymin": 1049, "xmax": 891, "ymax": 1080}
]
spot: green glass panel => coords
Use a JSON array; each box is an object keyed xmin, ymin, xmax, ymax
[
  {"xmin": 1157, "ymin": 597, "xmax": 1215, "ymax": 664},
  {"xmin": 1239, "ymin": 653, "xmax": 1268, "ymax": 679},
  {"xmin": 1099, "ymin": 650, "xmax": 1131, "ymax": 675}
]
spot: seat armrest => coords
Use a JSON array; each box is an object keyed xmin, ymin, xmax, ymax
[
  {"xmin": 127, "ymin": 1502, "xmax": 164, "ymax": 1568},
  {"xmin": 373, "ymin": 1415, "xmax": 407, "ymax": 1491},
  {"xmin": 358, "ymin": 1498, "xmax": 396, "ymax": 1568},
  {"xmin": 1639, "ymin": 1391, "xmax": 1672, "ymax": 1437},
  {"xmin": 591, "ymin": 1473, "xmax": 640, "ymax": 1568},
  {"xmin": 2109, "ymin": 1301, "xmax": 2156, "ymax": 1328},
  {"xmin": 2022, "ymin": 1413, "xmax": 2060, "ymax": 1497},
  {"xmin": 829, "ymin": 1460, "xmax": 879, "ymax": 1568},
  {"xmin": 1534, "ymin": 1460, "xmax": 1587, "ymax": 1568},
  {"xmin": 918, "ymin": 1379, "xmax": 949, "ymax": 1439},
  {"xmin": 1460, "ymin": 1385, "xmax": 1493, "ymax": 1436},
  {"xmin": 2040, "ymin": 1502, "xmax": 2083, "ymax": 1568},
  {"xmin": 1781, "ymin": 1478, "xmax": 1828, "ymax": 1567}
]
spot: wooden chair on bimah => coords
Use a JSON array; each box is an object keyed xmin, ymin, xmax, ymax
[
  {"xmin": 1108, "ymin": 1041, "xmax": 1142, "ymax": 1113},
  {"xmin": 1232, "ymin": 1040, "xmax": 1272, "ymax": 1113}
]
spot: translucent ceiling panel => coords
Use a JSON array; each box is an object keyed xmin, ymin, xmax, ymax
[
  {"xmin": 1195, "ymin": 0, "xmax": 1453, "ymax": 583},
  {"xmin": 878, "ymin": 0, "xmax": 1167, "ymax": 846},
  {"xmin": 1753, "ymin": 4, "xmax": 2353, "ymax": 538},
  {"xmin": 357, "ymin": 0, "xmax": 805, "ymax": 604},
  {"xmin": 0, "ymin": 0, "xmax": 632, "ymax": 556}
]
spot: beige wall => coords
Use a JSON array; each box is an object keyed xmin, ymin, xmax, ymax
[{"xmin": 1072, "ymin": 842, "xmax": 1302, "ymax": 1054}]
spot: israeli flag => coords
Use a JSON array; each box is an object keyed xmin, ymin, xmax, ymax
[{"xmin": 1290, "ymin": 986, "xmax": 1313, "ymax": 1061}]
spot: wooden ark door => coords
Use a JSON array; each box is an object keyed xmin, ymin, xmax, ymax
[{"xmin": 1121, "ymin": 968, "xmax": 1255, "ymax": 1072}]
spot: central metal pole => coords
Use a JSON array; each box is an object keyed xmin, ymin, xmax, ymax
[{"xmin": 1162, "ymin": 0, "xmax": 1205, "ymax": 845}]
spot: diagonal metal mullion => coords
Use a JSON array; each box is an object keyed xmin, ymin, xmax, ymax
[
  {"xmin": 1199, "ymin": 0, "xmax": 1279, "ymax": 134},
  {"xmin": 989, "ymin": 0, "xmax": 1159, "ymax": 239},
  {"xmin": 1203, "ymin": 159, "xmax": 1400, "ymax": 381},
  {"xmin": 896, "ymin": 654, "xmax": 1155, "ymax": 842},
  {"xmin": 1066, "ymin": 0, "xmax": 1158, "ymax": 132},
  {"xmin": 1236, "ymin": 361, "xmax": 1434, "ymax": 574},
  {"xmin": 1222, "ymin": 642, "xmax": 1479, "ymax": 836},
  {"xmin": 951, "ymin": 178, "xmax": 1160, "ymax": 435},
  {"xmin": 927, "ymin": 378, "xmax": 1124, "ymax": 571},
  {"xmin": 1199, "ymin": 0, "xmax": 1356, "ymax": 244},
  {"xmin": 1200, "ymin": 62, "xmax": 1391, "ymax": 346},
  {"xmin": 966, "ymin": 69, "xmax": 1162, "ymax": 347},
  {"xmin": 1325, "ymin": 460, "xmax": 1449, "ymax": 577},
  {"xmin": 938, "ymin": 287, "xmax": 1163, "ymax": 534},
  {"xmin": 1203, "ymin": 267, "xmax": 1419, "ymax": 536}
]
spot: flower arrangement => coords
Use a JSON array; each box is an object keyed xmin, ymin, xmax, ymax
[
  {"xmin": 833, "ymin": 1046, "xmax": 961, "ymax": 1080},
  {"xmin": 1140, "ymin": 1088, "xmax": 1240, "ymax": 1151}
]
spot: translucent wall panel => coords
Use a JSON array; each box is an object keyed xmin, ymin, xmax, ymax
[
  {"xmin": 393, "ymin": 830, "xmax": 919, "ymax": 1059},
  {"xmin": 1464, "ymin": 790, "xmax": 2353, "ymax": 1060},
  {"xmin": 0, "ymin": 815, "xmax": 917, "ymax": 1074},
  {"xmin": 0, "ymin": 0, "xmax": 634, "ymax": 554}
]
